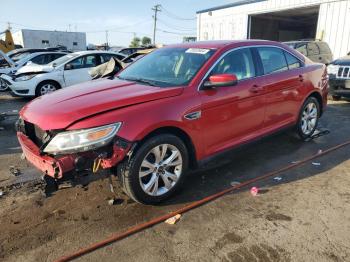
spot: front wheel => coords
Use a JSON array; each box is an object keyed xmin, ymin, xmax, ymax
[
  {"xmin": 296, "ymin": 97, "xmax": 320, "ymax": 140},
  {"xmin": 35, "ymin": 81, "xmax": 59, "ymax": 97},
  {"xmin": 117, "ymin": 134, "xmax": 189, "ymax": 204}
]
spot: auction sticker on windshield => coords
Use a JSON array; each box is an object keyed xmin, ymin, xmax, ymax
[{"xmin": 185, "ymin": 48, "xmax": 210, "ymax": 54}]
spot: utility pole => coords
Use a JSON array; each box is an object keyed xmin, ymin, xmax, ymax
[
  {"xmin": 105, "ymin": 30, "xmax": 109, "ymax": 50},
  {"xmin": 7, "ymin": 22, "xmax": 12, "ymax": 31},
  {"xmin": 152, "ymin": 4, "xmax": 161, "ymax": 45}
]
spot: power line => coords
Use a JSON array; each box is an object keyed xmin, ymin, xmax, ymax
[
  {"xmin": 152, "ymin": 4, "xmax": 161, "ymax": 44},
  {"xmin": 157, "ymin": 28, "xmax": 196, "ymax": 36},
  {"xmin": 84, "ymin": 19, "xmax": 152, "ymax": 33},
  {"xmin": 161, "ymin": 6, "xmax": 196, "ymax": 21},
  {"xmin": 157, "ymin": 19, "xmax": 196, "ymax": 32}
]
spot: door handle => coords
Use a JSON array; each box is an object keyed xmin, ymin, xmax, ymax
[{"xmin": 249, "ymin": 85, "xmax": 264, "ymax": 93}]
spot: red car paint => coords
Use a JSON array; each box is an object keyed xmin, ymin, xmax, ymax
[{"xmin": 18, "ymin": 40, "xmax": 328, "ymax": 178}]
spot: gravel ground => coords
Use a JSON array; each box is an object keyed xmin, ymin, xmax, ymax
[{"xmin": 0, "ymin": 91, "xmax": 349, "ymax": 262}]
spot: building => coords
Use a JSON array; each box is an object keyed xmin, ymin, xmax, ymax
[
  {"xmin": 10, "ymin": 29, "xmax": 86, "ymax": 51},
  {"xmin": 197, "ymin": 0, "xmax": 350, "ymax": 58}
]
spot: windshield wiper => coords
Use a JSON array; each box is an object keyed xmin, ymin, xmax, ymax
[{"xmin": 119, "ymin": 76, "xmax": 157, "ymax": 86}]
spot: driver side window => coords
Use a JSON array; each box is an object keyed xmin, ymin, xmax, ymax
[
  {"xmin": 66, "ymin": 57, "xmax": 84, "ymax": 70},
  {"xmin": 211, "ymin": 48, "xmax": 256, "ymax": 81}
]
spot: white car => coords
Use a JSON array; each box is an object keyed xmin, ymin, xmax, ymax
[
  {"xmin": 0, "ymin": 51, "xmax": 67, "ymax": 91},
  {"xmin": 1, "ymin": 51, "xmax": 126, "ymax": 97}
]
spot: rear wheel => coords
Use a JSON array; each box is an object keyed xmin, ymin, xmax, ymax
[
  {"xmin": 296, "ymin": 97, "xmax": 320, "ymax": 140},
  {"xmin": 35, "ymin": 81, "xmax": 59, "ymax": 97},
  {"xmin": 117, "ymin": 134, "xmax": 188, "ymax": 204}
]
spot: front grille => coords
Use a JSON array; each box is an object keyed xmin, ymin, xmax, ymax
[
  {"xmin": 337, "ymin": 66, "xmax": 350, "ymax": 79},
  {"xmin": 23, "ymin": 121, "xmax": 46, "ymax": 147}
]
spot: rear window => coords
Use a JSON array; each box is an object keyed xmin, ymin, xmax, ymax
[
  {"xmin": 317, "ymin": 42, "xmax": 331, "ymax": 54},
  {"xmin": 294, "ymin": 43, "xmax": 307, "ymax": 56},
  {"xmin": 307, "ymin": 43, "xmax": 320, "ymax": 55},
  {"xmin": 257, "ymin": 47, "xmax": 288, "ymax": 74},
  {"xmin": 284, "ymin": 52, "xmax": 302, "ymax": 69}
]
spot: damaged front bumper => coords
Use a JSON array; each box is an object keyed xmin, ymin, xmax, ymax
[{"xmin": 17, "ymin": 131, "xmax": 131, "ymax": 179}]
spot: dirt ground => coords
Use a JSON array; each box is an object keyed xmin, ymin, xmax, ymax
[{"xmin": 0, "ymin": 92, "xmax": 350, "ymax": 262}]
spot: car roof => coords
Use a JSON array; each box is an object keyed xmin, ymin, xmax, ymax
[
  {"xmin": 165, "ymin": 40, "xmax": 285, "ymax": 50},
  {"xmin": 30, "ymin": 51, "xmax": 68, "ymax": 56},
  {"xmin": 73, "ymin": 50, "xmax": 125, "ymax": 56}
]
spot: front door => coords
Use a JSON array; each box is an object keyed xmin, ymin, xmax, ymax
[
  {"xmin": 199, "ymin": 47, "xmax": 266, "ymax": 156},
  {"xmin": 63, "ymin": 55, "xmax": 97, "ymax": 87}
]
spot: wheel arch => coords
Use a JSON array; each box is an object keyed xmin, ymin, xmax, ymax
[
  {"xmin": 136, "ymin": 126, "xmax": 198, "ymax": 169},
  {"xmin": 36, "ymin": 79, "xmax": 62, "ymax": 91},
  {"xmin": 307, "ymin": 91, "xmax": 324, "ymax": 116}
]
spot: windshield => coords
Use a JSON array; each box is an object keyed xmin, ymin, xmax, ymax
[
  {"xmin": 48, "ymin": 53, "xmax": 79, "ymax": 67},
  {"xmin": 11, "ymin": 52, "xmax": 31, "ymax": 62},
  {"xmin": 118, "ymin": 47, "xmax": 216, "ymax": 87}
]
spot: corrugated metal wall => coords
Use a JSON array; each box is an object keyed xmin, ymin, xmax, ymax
[
  {"xmin": 317, "ymin": 1, "xmax": 350, "ymax": 58},
  {"xmin": 198, "ymin": 0, "xmax": 350, "ymax": 58}
]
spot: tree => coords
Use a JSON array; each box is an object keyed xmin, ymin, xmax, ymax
[
  {"xmin": 141, "ymin": 36, "xmax": 152, "ymax": 46},
  {"xmin": 129, "ymin": 37, "xmax": 141, "ymax": 48}
]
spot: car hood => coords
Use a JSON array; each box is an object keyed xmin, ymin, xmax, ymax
[
  {"xmin": 20, "ymin": 78, "xmax": 184, "ymax": 130},
  {"xmin": 331, "ymin": 55, "xmax": 350, "ymax": 66},
  {"xmin": 16, "ymin": 64, "xmax": 54, "ymax": 74}
]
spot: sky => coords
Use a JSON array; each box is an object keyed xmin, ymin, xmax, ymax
[{"xmin": 1, "ymin": 0, "xmax": 230, "ymax": 47}]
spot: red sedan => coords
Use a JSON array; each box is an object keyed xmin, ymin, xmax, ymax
[{"xmin": 17, "ymin": 40, "xmax": 328, "ymax": 204}]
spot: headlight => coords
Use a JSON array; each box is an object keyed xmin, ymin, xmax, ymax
[
  {"xmin": 15, "ymin": 74, "xmax": 37, "ymax": 82},
  {"xmin": 327, "ymin": 64, "xmax": 339, "ymax": 75},
  {"xmin": 43, "ymin": 123, "xmax": 121, "ymax": 154}
]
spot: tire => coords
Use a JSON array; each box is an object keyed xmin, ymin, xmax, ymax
[
  {"xmin": 0, "ymin": 84, "xmax": 9, "ymax": 92},
  {"xmin": 0, "ymin": 77, "xmax": 9, "ymax": 91},
  {"xmin": 296, "ymin": 96, "xmax": 320, "ymax": 140},
  {"xmin": 35, "ymin": 81, "xmax": 60, "ymax": 97},
  {"xmin": 332, "ymin": 95, "xmax": 341, "ymax": 101},
  {"xmin": 117, "ymin": 134, "xmax": 189, "ymax": 204}
]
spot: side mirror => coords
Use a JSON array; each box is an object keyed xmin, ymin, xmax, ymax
[
  {"xmin": 203, "ymin": 74, "xmax": 238, "ymax": 89},
  {"xmin": 65, "ymin": 63, "xmax": 74, "ymax": 70}
]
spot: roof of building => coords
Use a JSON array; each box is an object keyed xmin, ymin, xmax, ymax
[{"xmin": 196, "ymin": 0, "xmax": 266, "ymax": 14}]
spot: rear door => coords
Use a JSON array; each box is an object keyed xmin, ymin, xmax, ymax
[
  {"xmin": 255, "ymin": 47, "xmax": 304, "ymax": 130},
  {"xmin": 199, "ymin": 47, "xmax": 266, "ymax": 155},
  {"xmin": 63, "ymin": 55, "xmax": 97, "ymax": 86}
]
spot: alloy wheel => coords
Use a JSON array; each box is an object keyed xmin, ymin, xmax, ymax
[
  {"xmin": 301, "ymin": 102, "xmax": 318, "ymax": 135},
  {"xmin": 139, "ymin": 144, "xmax": 183, "ymax": 196},
  {"xmin": 40, "ymin": 84, "xmax": 56, "ymax": 95}
]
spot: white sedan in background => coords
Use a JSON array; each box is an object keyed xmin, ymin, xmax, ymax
[
  {"xmin": 0, "ymin": 51, "xmax": 67, "ymax": 91},
  {"xmin": 0, "ymin": 51, "xmax": 126, "ymax": 97}
]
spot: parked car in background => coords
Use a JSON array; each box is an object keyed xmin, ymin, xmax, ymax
[
  {"xmin": 1, "ymin": 51, "xmax": 125, "ymax": 96},
  {"xmin": 6, "ymin": 47, "xmax": 69, "ymax": 62},
  {"xmin": 89, "ymin": 48, "xmax": 154, "ymax": 79},
  {"xmin": 17, "ymin": 40, "xmax": 328, "ymax": 204},
  {"xmin": 117, "ymin": 47, "xmax": 151, "ymax": 56},
  {"xmin": 284, "ymin": 40, "xmax": 333, "ymax": 65},
  {"xmin": 327, "ymin": 52, "xmax": 350, "ymax": 100},
  {"xmin": 0, "ymin": 51, "xmax": 67, "ymax": 91},
  {"xmin": 121, "ymin": 48, "xmax": 155, "ymax": 64}
]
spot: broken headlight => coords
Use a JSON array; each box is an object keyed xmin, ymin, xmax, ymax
[
  {"xmin": 15, "ymin": 74, "xmax": 37, "ymax": 81},
  {"xmin": 43, "ymin": 123, "xmax": 121, "ymax": 154}
]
